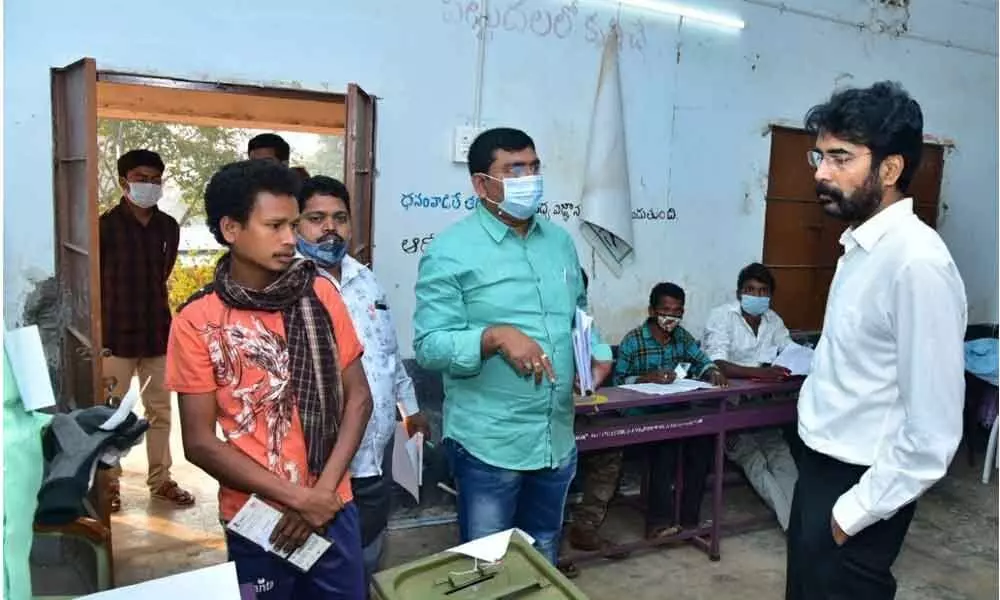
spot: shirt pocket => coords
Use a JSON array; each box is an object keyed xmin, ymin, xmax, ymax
[
  {"xmin": 372, "ymin": 306, "xmax": 398, "ymax": 353},
  {"xmin": 538, "ymin": 259, "xmax": 577, "ymax": 313}
]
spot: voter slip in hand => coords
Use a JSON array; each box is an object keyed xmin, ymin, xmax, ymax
[{"xmin": 226, "ymin": 495, "xmax": 332, "ymax": 572}]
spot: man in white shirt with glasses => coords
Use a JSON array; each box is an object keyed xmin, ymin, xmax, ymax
[{"xmin": 785, "ymin": 82, "xmax": 967, "ymax": 600}]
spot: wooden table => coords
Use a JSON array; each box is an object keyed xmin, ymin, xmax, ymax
[{"xmin": 568, "ymin": 378, "xmax": 803, "ymax": 563}]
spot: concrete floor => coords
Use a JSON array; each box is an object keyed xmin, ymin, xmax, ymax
[{"xmin": 112, "ymin": 407, "xmax": 999, "ymax": 599}]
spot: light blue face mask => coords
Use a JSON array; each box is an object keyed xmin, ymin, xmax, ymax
[
  {"xmin": 482, "ymin": 174, "xmax": 544, "ymax": 221},
  {"xmin": 740, "ymin": 294, "xmax": 771, "ymax": 317},
  {"xmin": 296, "ymin": 234, "xmax": 347, "ymax": 267}
]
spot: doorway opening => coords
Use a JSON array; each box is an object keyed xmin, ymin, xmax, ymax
[{"xmin": 48, "ymin": 57, "xmax": 375, "ymax": 590}]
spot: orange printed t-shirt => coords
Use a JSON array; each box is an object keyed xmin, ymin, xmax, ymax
[{"xmin": 164, "ymin": 276, "xmax": 363, "ymax": 521}]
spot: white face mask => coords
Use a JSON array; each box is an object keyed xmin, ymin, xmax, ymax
[
  {"xmin": 127, "ymin": 182, "xmax": 162, "ymax": 208},
  {"xmin": 657, "ymin": 315, "xmax": 681, "ymax": 332}
]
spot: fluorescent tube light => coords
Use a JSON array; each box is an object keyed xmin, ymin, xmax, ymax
[{"xmin": 610, "ymin": 0, "xmax": 746, "ymax": 30}]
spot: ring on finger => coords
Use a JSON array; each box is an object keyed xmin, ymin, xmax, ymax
[
  {"xmin": 540, "ymin": 353, "xmax": 549, "ymax": 360},
  {"xmin": 532, "ymin": 362, "xmax": 542, "ymax": 370}
]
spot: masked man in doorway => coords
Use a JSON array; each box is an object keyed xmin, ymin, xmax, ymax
[
  {"xmin": 413, "ymin": 127, "xmax": 613, "ymax": 564},
  {"xmin": 293, "ymin": 174, "xmax": 432, "ymax": 584},
  {"xmin": 99, "ymin": 149, "xmax": 193, "ymax": 512}
]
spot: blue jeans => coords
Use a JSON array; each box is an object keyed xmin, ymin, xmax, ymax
[
  {"xmin": 444, "ymin": 439, "xmax": 577, "ymax": 564},
  {"xmin": 226, "ymin": 501, "xmax": 366, "ymax": 600}
]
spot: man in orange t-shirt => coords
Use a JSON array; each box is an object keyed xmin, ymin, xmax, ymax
[{"xmin": 165, "ymin": 159, "xmax": 372, "ymax": 599}]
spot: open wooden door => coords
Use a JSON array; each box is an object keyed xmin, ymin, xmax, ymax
[
  {"xmin": 52, "ymin": 58, "xmax": 103, "ymax": 409},
  {"xmin": 51, "ymin": 57, "xmax": 115, "ymax": 586},
  {"xmin": 344, "ymin": 83, "xmax": 376, "ymax": 267}
]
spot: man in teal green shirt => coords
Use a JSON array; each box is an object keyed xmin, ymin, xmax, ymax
[{"xmin": 413, "ymin": 127, "xmax": 611, "ymax": 563}]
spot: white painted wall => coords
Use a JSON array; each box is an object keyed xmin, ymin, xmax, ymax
[{"xmin": 5, "ymin": 0, "xmax": 997, "ymax": 353}]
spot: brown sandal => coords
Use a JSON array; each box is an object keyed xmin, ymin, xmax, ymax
[
  {"xmin": 558, "ymin": 561, "xmax": 580, "ymax": 579},
  {"xmin": 645, "ymin": 524, "xmax": 682, "ymax": 540},
  {"xmin": 108, "ymin": 480, "xmax": 122, "ymax": 513},
  {"xmin": 152, "ymin": 481, "xmax": 195, "ymax": 507}
]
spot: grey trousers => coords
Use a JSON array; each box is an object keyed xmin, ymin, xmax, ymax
[{"xmin": 726, "ymin": 428, "xmax": 798, "ymax": 531}]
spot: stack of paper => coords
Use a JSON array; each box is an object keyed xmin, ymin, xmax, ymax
[
  {"xmin": 773, "ymin": 342, "xmax": 815, "ymax": 376},
  {"xmin": 226, "ymin": 495, "xmax": 332, "ymax": 572},
  {"xmin": 573, "ymin": 308, "xmax": 595, "ymax": 394},
  {"xmin": 392, "ymin": 422, "xmax": 423, "ymax": 502},
  {"xmin": 619, "ymin": 379, "xmax": 715, "ymax": 395}
]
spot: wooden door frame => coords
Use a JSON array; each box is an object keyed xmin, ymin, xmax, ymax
[{"xmin": 52, "ymin": 58, "xmax": 103, "ymax": 410}]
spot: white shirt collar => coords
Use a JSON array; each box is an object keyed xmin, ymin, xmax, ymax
[
  {"xmin": 840, "ymin": 198, "xmax": 914, "ymax": 253},
  {"xmin": 291, "ymin": 252, "xmax": 366, "ymax": 290},
  {"xmin": 338, "ymin": 255, "xmax": 365, "ymax": 288}
]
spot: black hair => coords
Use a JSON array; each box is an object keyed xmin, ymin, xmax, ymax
[
  {"xmin": 117, "ymin": 149, "xmax": 164, "ymax": 178},
  {"xmin": 737, "ymin": 263, "xmax": 776, "ymax": 293},
  {"xmin": 581, "ymin": 268, "xmax": 589, "ymax": 292},
  {"xmin": 204, "ymin": 159, "xmax": 301, "ymax": 246},
  {"xmin": 467, "ymin": 127, "xmax": 535, "ymax": 176},
  {"xmin": 649, "ymin": 282, "xmax": 685, "ymax": 308},
  {"xmin": 804, "ymin": 81, "xmax": 923, "ymax": 193},
  {"xmin": 297, "ymin": 175, "xmax": 351, "ymax": 213},
  {"xmin": 247, "ymin": 133, "xmax": 291, "ymax": 162}
]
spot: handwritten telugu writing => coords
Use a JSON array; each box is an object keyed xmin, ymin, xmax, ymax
[
  {"xmin": 631, "ymin": 207, "xmax": 677, "ymax": 221},
  {"xmin": 399, "ymin": 193, "xmax": 580, "ymax": 222},
  {"xmin": 441, "ymin": 0, "xmax": 647, "ymax": 52},
  {"xmin": 538, "ymin": 202, "xmax": 581, "ymax": 221},
  {"xmin": 400, "ymin": 192, "xmax": 478, "ymax": 211},
  {"xmin": 401, "ymin": 234, "xmax": 436, "ymax": 255}
]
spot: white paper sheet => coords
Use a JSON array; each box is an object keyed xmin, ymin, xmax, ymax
[
  {"xmin": 573, "ymin": 308, "xmax": 595, "ymax": 393},
  {"xmin": 773, "ymin": 342, "xmax": 815, "ymax": 376},
  {"xmin": 446, "ymin": 528, "xmax": 536, "ymax": 563},
  {"xmin": 619, "ymin": 379, "xmax": 715, "ymax": 395},
  {"xmin": 100, "ymin": 376, "xmax": 148, "ymax": 431},
  {"xmin": 78, "ymin": 562, "xmax": 242, "ymax": 599},
  {"xmin": 4, "ymin": 325, "xmax": 57, "ymax": 411},
  {"xmin": 226, "ymin": 495, "xmax": 332, "ymax": 572},
  {"xmin": 674, "ymin": 362, "xmax": 691, "ymax": 380},
  {"xmin": 392, "ymin": 422, "xmax": 423, "ymax": 502},
  {"xmin": 579, "ymin": 26, "xmax": 635, "ymax": 276}
]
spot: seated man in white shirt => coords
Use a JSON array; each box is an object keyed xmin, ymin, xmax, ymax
[
  {"xmin": 294, "ymin": 175, "xmax": 432, "ymax": 584},
  {"xmin": 702, "ymin": 262, "xmax": 798, "ymax": 531}
]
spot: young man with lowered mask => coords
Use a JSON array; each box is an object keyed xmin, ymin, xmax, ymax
[{"xmin": 293, "ymin": 174, "xmax": 431, "ymax": 584}]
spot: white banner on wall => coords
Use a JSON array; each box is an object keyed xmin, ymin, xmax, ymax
[{"xmin": 579, "ymin": 26, "xmax": 635, "ymax": 277}]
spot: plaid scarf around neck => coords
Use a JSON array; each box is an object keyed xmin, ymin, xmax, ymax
[{"xmin": 213, "ymin": 253, "xmax": 343, "ymax": 475}]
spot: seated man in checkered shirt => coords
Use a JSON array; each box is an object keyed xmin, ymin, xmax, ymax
[{"xmin": 571, "ymin": 282, "xmax": 727, "ymax": 547}]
